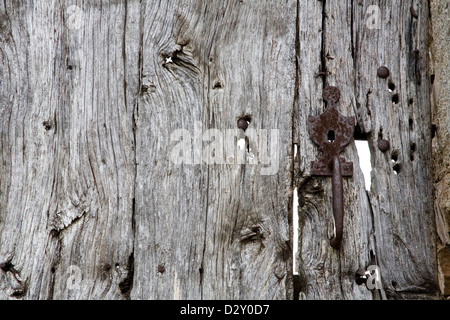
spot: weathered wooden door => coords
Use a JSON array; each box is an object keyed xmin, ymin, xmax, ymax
[{"xmin": 0, "ymin": 0, "xmax": 442, "ymax": 300}]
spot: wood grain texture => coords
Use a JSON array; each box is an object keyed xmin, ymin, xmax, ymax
[
  {"xmin": 352, "ymin": 0, "xmax": 437, "ymax": 299},
  {"xmin": 295, "ymin": 0, "xmax": 438, "ymax": 300},
  {"xmin": 0, "ymin": 0, "xmax": 438, "ymax": 300},
  {"xmin": 294, "ymin": 0, "xmax": 375, "ymax": 300},
  {"xmin": 133, "ymin": 0, "xmax": 295, "ymax": 299},
  {"xmin": 0, "ymin": 0, "xmax": 137, "ymax": 299}
]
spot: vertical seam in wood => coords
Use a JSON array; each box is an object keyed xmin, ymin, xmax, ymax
[
  {"xmin": 123, "ymin": 2, "xmax": 128, "ymax": 113},
  {"xmin": 350, "ymin": 0, "xmax": 354, "ymax": 61},
  {"xmin": 289, "ymin": 0, "xmax": 301, "ymax": 300},
  {"xmin": 199, "ymin": 43, "xmax": 214, "ymax": 299},
  {"xmin": 351, "ymin": 0, "xmax": 359, "ymax": 121},
  {"xmin": 320, "ymin": 0, "xmax": 327, "ymax": 87},
  {"xmin": 124, "ymin": 1, "xmax": 136, "ymax": 299},
  {"xmin": 199, "ymin": 167, "xmax": 210, "ymax": 299},
  {"xmin": 292, "ymin": 0, "xmax": 300, "ymax": 159},
  {"xmin": 128, "ymin": 0, "xmax": 143, "ymax": 299},
  {"xmin": 47, "ymin": 233, "xmax": 62, "ymax": 300}
]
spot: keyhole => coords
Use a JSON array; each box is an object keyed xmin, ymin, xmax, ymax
[{"xmin": 327, "ymin": 130, "xmax": 335, "ymax": 143}]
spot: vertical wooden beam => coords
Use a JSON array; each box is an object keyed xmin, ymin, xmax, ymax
[
  {"xmin": 134, "ymin": 0, "xmax": 296, "ymax": 299},
  {"xmin": 354, "ymin": 0, "xmax": 437, "ymax": 299},
  {"xmin": 0, "ymin": 0, "xmax": 138, "ymax": 299},
  {"xmin": 295, "ymin": 0, "xmax": 374, "ymax": 300}
]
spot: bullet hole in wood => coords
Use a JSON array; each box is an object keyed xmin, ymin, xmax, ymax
[
  {"xmin": 408, "ymin": 98, "xmax": 414, "ymax": 105},
  {"xmin": 355, "ymin": 276, "xmax": 366, "ymax": 286},
  {"xmin": 67, "ymin": 65, "xmax": 73, "ymax": 71},
  {"xmin": 391, "ymin": 150, "xmax": 399, "ymax": 163},
  {"xmin": 51, "ymin": 266, "xmax": 56, "ymax": 273},
  {"xmin": 410, "ymin": 143, "xmax": 416, "ymax": 161},
  {"xmin": 213, "ymin": 81, "xmax": 222, "ymax": 89},
  {"xmin": 354, "ymin": 269, "xmax": 367, "ymax": 285},
  {"xmin": 43, "ymin": 120, "xmax": 52, "ymax": 131},
  {"xmin": 392, "ymin": 94, "xmax": 399, "ymax": 104},
  {"xmin": 409, "ymin": 118, "xmax": 414, "ymax": 130},
  {"xmin": 432, "ymin": 124, "xmax": 437, "ymax": 139},
  {"xmin": 158, "ymin": 265, "xmax": 165, "ymax": 273},
  {"xmin": 199, "ymin": 267, "xmax": 204, "ymax": 274},
  {"xmin": 393, "ymin": 163, "xmax": 401, "ymax": 175},
  {"xmin": 0, "ymin": 261, "xmax": 12, "ymax": 272},
  {"xmin": 430, "ymin": 74, "xmax": 435, "ymax": 84},
  {"xmin": 388, "ymin": 82, "xmax": 396, "ymax": 92},
  {"xmin": 141, "ymin": 84, "xmax": 156, "ymax": 94}
]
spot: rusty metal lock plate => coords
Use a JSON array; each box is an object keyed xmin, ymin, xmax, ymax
[
  {"xmin": 307, "ymin": 86, "xmax": 355, "ymax": 249},
  {"xmin": 308, "ymin": 86, "xmax": 354, "ymax": 177}
]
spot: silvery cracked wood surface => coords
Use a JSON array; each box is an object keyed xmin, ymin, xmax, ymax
[
  {"xmin": 0, "ymin": 0, "xmax": 295, "ymax": 299},
  {"xmin": 294, "ymin": 0, "xmax": 374, "ymax": 300},
  {"xmin": 0, "ymin": 0, "xmax": 438, "ymax": 300},
  {"xmin": 352, "ymin": 0, "xmax": 437, "ymax": 299},
  {"xmin": 294, "ymin": 0, "xmax": 436, "ymax": 299},
  {"xmin": 0, "ymin": 0, "xmax": 137, "ymax": 299},
  {"xmin": 134, "ymin": 0, "xmax": 295, "ymax": 299}
]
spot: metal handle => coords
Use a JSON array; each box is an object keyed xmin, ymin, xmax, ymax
[
  {"xmin": 308, "ymin": 86, "xmax": 354, "ymax": 249},
  {"xmin": 330, "ymin": 155, "xmax": 344, "ymax": 249}
]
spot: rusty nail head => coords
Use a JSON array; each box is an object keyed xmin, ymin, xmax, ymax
[
  {"xmin": 237, "ymin": 118, "xmax": 249, "ymax": 131},
  {"xmin": 377, "ymin": 66, "xmax": 390, "ymax": 79},
  {"xmin": 378, "ymin": 139, "xmax": 390, "ymax": 152}
]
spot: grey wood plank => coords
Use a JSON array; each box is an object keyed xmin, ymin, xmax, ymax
[
  {"xmin": 133, "ymin": 0, "xmax": 296, "ymax": 300},
  {"xmin": 353, "ymin": 0, "xmax": 437, "ymax": 299},
  {"xmin": 294, "ymin": 0, "xmax": 374, "ymax": 300},
  {"xmin": 0, "ymin": 0, "xmax": 138, "ymax": 299}
]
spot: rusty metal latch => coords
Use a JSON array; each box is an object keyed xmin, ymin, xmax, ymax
[{"xmin": 308, "ymin": 86, "xmax": 355, "ymax": 249}]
